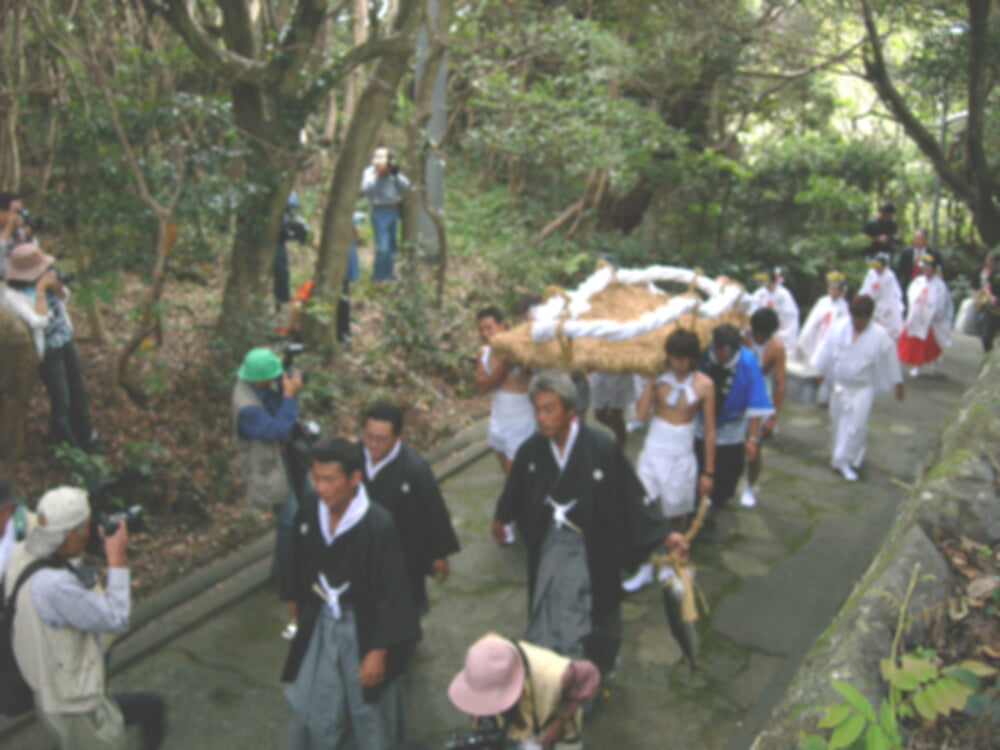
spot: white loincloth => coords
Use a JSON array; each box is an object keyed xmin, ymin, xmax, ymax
[
  {"xmin": 589, "ymin": 372, "xmax": 636, "ymax": 410},
  {"xmin": 829, "ymin": 381, "xmax": 875, "ymax": 469},
  {"xmin": 636, "ymin": 418, "xmax": 697, "ymax": 518},
  {"xmin": 488, "ymin": 390, "xmax": 536, "ymax": 461}
]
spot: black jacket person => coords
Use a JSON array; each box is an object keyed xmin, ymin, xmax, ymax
[
  {"xmin": 359, "ymin": 402, "xmax": 460, "ymax": 615},
  {"xmin": 492, "ymin": 370, "xmax": 686, "ymax": 676}
]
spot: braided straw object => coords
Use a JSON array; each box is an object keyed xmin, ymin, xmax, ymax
[{"xmin": 490, "ymin": 262, "xmax": 750, "ymax": 376}]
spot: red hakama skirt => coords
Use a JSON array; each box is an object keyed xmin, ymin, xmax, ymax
[{"xmin": 897, "ymin": 327, "xmax": 941, "ymax": 365}]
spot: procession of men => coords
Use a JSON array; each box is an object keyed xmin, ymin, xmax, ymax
[{"xmin": 3, "ymin": 182, "xmax": 970, "ymax": 750}]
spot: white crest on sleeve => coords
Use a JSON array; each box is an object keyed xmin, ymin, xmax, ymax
[
  {"xmin": 593, "ymin": 468, "xmax": 604, "ymax": 481},
  {"xmin": 401, "ymin": 482, "xmax": 410, "ymax": 493},
  {"xmin": 300, "ymin": 523, "xmax": 310, "ymax": 535},
  {"xmin": 643, "ymin": 495, "xmax": 654, "ymax": 506},
  {"xmin": 528, "ymin": 462, "xmax": 535, "ymax": 473}
]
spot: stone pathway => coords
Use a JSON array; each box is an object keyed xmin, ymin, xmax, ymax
[{"xmin": 0, "ymin": 335, "xmax": 985, "ymax": 750}]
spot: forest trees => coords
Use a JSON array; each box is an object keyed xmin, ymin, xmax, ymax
[
  {"xmin": 147, "ymin": 0, "xmax": 425, "ymax": 337},
  {"xmin": 859, "ymin": 0, "xmax": 1000, "ymax": 246}
]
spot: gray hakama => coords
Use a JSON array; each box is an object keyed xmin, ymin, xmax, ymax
[
  {"xmin": 525, "ymin": 525, "xmax": 591, "ymax": 659},
  {"xmin": 284, "ymin": 609, "xmax": 406, "ymax": 750}
]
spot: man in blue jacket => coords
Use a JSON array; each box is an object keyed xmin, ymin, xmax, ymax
[{"xmin": 695, "ymin": 324, "xmax": 774, "ymax": 512}]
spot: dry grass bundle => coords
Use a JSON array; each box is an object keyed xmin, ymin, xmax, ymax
[{"xmin": 491, "ymin": 276, "xmax": 748, "ymax": 376}]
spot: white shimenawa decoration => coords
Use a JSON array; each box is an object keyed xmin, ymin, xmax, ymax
[{"xmin": 529, "ymin": 264, "xmax": 750, "ymax": 343}]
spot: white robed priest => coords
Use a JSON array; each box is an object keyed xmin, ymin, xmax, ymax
[
  {"xmin": 797, "ymin": 271, "xmax": 849, "ymax": 363},
  {"xmin": 859, "ymin": 252, "xmax": 904, "ymax": 341},
  {"xmin": 811, "ymin": 293, "xmax": 904, "ymax": 482},
  {"xmin": 749, "ymin": 266, "xmax": 800, "ymax": 354}
]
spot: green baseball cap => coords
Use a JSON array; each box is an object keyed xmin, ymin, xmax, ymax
[{"xmin": 238, "ymin": 348, "xmax": 283, "ymax": 382}]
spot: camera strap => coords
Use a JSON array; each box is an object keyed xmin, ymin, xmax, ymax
[
  {"xmin": 508, "ymin": 639, "xmax": 583, "ymax": 744},
  {"xmin": 509, "ymin": 640, "xmax": 541, "ymax": 737}
]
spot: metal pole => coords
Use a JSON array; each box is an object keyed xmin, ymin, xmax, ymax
[{"xmin": 415, "ymin": 0, "xmax": 447, "ymax": 261}]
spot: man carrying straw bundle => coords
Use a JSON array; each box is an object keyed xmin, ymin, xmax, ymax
[{"xmin": 623, "ymin": 329, "xmax": 716, "ymax": 592}]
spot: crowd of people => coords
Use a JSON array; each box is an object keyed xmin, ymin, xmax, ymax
[{"xmin": 1, "ymin": 185, "xmax": 999, "ymax": 750}]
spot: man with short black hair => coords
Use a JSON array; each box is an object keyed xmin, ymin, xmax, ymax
[
  {"xmin": 623, "ymin": 329, "xmax": 715, "ymax": 592},
  {"xmin": 695, "ymin": 324, "xmax": 774, "ymax": 513},
  {"xmin": 863, "ymin": 201, "xmax": 898, "ymax": 258},
  {"xmin": 741, "ymin": 308, "xmax": 786, "ymax": 509},
  {"xmin": 360, "ymin": 402, "xmax": 459, "ymax": 615},
  {"xmin": 281, "ymin": 438, "xmax": 420, "ymax": 750},
  {"xmin": 811, "ymin": 294, "xmax": 904, "ymax": 481},
  {"xmin": 5, "ymin": 486, "xmax": 166, "ymax": 750}
]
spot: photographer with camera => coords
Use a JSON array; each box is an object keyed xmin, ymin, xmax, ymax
[
  {"xmin": 4, "ymin": 487, "xmax": 166, "ymax": 749},
  {"xmin": 360, "ymin": 148, "xmax": 410, "ymax": 283},
  {"xmin": 233, "ymin": 347, "xmax": 303, "ymax": 637},
  {"xmin": 1, "ymin": 243, "xmax": 100, "ymax": 452},
  {"xmin": 447, "ymin": 633, "xmax": 600, "ymax": 750},
  {"xmin": 273, "ymin": 191, "xmax": 309, "ymax": 314}
]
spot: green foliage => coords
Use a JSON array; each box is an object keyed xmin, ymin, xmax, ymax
[
  {"xmin": 802, "ymin": 636, "xmax": 999, "ymax": 749},
  {"xmin": 121, "ymin": 441, "xmax": 168, "ymax": 479},
  {"xmin": 52, "ymin": 444, "xmax": 112, "ymax": 488}
]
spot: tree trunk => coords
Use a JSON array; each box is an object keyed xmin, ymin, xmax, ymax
[
  {"xmin": 306, "ymin": 1, "xmax": 424, "ymax": 350},
  {"xmin": 0, "ymin": 304, "xmax": 38, "ymax": 460},
  {"xmin": 217, "ymin": 79, "xmax": 300, "ymax": 336}
]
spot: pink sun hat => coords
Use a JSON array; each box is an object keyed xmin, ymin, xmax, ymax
[{"xmin": 447, "ymin": 634, "xmax": 525, "ymax": 716}]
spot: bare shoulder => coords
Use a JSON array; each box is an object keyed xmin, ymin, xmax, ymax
[
  {"xmin": 693, "ymin": 371, "xmax": 714, "ymax": 396},
  {"xmin": 767, "ymin": 337, "xmax": 786, "ymax": 362}
]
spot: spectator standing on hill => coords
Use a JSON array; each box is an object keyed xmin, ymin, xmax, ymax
[
  {"xmin": 863, "ymin": 201, "xmax": 898, "ymax": 258},
  {"xmin": 360, "ymin": 148, "xmax": 410, "ymax": 283},
  {"xmin": 976, "ymin": 251, "xmax": 1000, "ymax": 353},
  {"xmin": 1, "ymin": 243, "xmax": 100, "ymax": 452}
]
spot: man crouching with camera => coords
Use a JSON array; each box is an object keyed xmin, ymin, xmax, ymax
[
  {"xmin": 4, "ymin": 487, "xmax": 165, "ymax": 749},
  {"xmin": 447, "ymin": 633, "xmax": 600, "ymax": 750}
]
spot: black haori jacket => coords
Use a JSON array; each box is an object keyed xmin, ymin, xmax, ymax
[
  {"xmin": 280, "ymin": 487, "xmax": 421, "ymax": 700},
  {"xmin": 494, "ymin": 423, "xmax": 669, "ymax": 622}
]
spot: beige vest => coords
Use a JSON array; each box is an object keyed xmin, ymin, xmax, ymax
[
  {"xmin": 232, "ymin": 380, "xmax": 291, "ymax": 509},
  {"xmin": 505, "ymin": 640, "xmax": 584, "ymax": 744},
  {"xmin": 5, "ymin": 545, "xmax": 108, "ymax": 715}
]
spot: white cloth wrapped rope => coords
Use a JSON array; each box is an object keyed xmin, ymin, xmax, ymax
[{"xmin": 529, "ymin": 265, "xmax": 748, "ymax": 344}]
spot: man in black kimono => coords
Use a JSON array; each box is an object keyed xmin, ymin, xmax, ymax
[
  {"xmin": 491, "ymin": 370, "xmax": 688, "ymax": 676},
  {"xmin": 360, "ymin": 402, "xmax": 460, "ymax": 615},
  {"xmin": 281, "ymin": 438, "xmax": 420, "ymax": 750}
]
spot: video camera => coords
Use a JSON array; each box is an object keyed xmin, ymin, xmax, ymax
[
  {"xmin": 282, "ymin": 342, "xmax": 310, "ymax": 384},
  {"xmin": 17, "ymin": 209, "xmax": 45, "ymax": 234},
  {"xmin": 386, "ymin": 151, "xmax": 401, "ymax": 177},
  {"xmin": 85, "ymin": 477, "xmax": 144, "ymax": 556},
  {"xmin": 444, "ymin": 718, "xmax": 517, "ymax": 750},
  {"xmin": 54, "ymin": 267, "xmax": 76, "ymax": 287},
  {"xmin": 281, "ymin": 212, "xmax": 309, "ymax": 244}
]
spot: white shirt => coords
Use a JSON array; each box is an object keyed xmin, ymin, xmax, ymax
[
  {"xmin": 364, "ymin": 440, "xmax": 401, "ymax": 481},
  {"xmin": 318, "ymin": 484, "xmax": 371, "ymax": 547},
  {"xmin": 549, "ymin": 419, "xmax": 580, "ymax": 471},
  {"xmin": 811, "ymin": 318, "xmax": 901, "ymax": 394}
]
